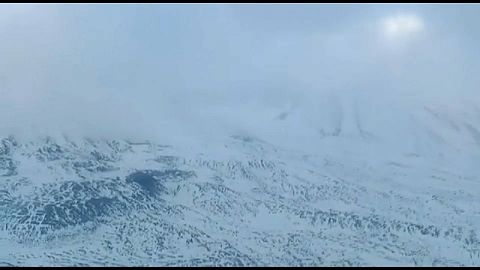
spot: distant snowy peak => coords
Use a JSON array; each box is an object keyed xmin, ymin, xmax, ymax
[{"xmin": 271, "ymin": 97, "xmax": 480, "ymax": 156}]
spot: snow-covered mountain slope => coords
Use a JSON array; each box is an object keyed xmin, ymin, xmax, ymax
[{"xmin": 0, "ymin": 117, "xmax": 479, "ymax": 266}]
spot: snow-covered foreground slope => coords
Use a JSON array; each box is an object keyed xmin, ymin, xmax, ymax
[{"xmin": 0, "ymin": 119, "xmax": 479, "ymax": 266}]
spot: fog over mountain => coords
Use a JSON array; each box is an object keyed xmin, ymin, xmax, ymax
[
  {"xmin": 0, "ymin": 4, "xmax": 479, "ymax": 266},
  {"xmin": 1, "ymin": 4, "xmax": 479, "ymax": 144}
]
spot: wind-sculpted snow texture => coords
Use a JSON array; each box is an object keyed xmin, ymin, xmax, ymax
[{"xmin": 0, "ymin": 133, "xmax": 479, "ymax": 266}]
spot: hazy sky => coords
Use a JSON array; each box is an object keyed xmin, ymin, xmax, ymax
[{"xmin": 1, "ymin": 4, "xmax": 479, "ymax": 149}]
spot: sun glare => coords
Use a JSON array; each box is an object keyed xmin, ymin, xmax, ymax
[{"xmin": 381, "ymin": 14, "xmax": 424, "ymax": 41}]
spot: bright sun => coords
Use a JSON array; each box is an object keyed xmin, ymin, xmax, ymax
[{"xmin": 381, "ymin": 14, "xmax": 424, "ymax": 42}]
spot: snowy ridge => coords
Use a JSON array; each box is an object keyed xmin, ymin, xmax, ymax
[{"xmin": 0, "ymin": 130, "xmax": 479, "ymax": 266}]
